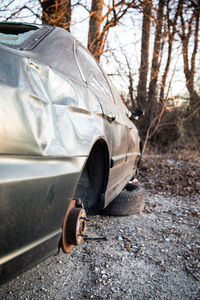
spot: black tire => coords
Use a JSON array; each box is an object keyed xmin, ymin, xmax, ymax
[{"xmin": 102, "ymin": 183, "xmax": 145, "ymax": 216}]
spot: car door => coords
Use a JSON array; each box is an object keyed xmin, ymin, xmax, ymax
[
  {"xmin": 109, "ymin": 82, "xmax": 140, "ymax": 174},
  {"xmin": 75, "ymin": 43, "xmax": 132, "ymax": 203}
]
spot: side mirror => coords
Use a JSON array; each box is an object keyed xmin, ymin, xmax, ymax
[{"xmin": 129, "ymin": 109, "xmax": 144, "ymax": 120}]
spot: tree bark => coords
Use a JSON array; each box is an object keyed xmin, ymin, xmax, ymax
[
  {"xmin": 179, "ymin": 1, "xmax": 200, "ymax": 106},
  {"xmin": 147, "ymin": 0, "xmax": 165, "ymax": 122},
  {"xmin": 136, "ymin": 0, "xmax": 152, "ymax": 109},
  {"xmin": 41, "ymin": 0, "xmax": 71, "ymax": 31},
  {"xmin": 88, "ymin": 1, "xmax": 135, "ymax": 62},
  {"xmin": 88, "ymin": 0, "xmax": 104, "ymax": 62},
  {"xmin": 160, "ymin": 0, "xmax": 182, "ymax": 103}
]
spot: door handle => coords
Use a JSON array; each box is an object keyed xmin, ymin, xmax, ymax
[{"xmin": 106, "ymin": 112, "xmax": 116, "ymax": 123}]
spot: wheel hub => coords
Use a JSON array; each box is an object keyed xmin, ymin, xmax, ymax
[{"xmin": 61, "ymin": 199, "xmax": 86, "ymax": 253}]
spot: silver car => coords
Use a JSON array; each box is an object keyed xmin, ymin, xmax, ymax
[{"xmin": 0, "ymin": 22, "xmax": 140, "ymax": 284}]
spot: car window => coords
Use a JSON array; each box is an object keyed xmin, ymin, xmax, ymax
[
  {"xmin": 77, "ymin": 45, "xmax": 113, "ymax": 101},
  {"xmin": 0, "ymin": 22, "xmax": 53, "ymax": 50},
  {"xmin": 108, "ymin": 78, "xmax": 127, "ymax": 114}
]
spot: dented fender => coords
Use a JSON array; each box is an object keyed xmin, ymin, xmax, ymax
[{"xmin": 0, "ymin": 48, "xmax": 104, "ymax": 157}]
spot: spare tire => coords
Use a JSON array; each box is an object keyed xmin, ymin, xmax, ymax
[{"xmin": 102, "ymin": 183, "xmax": 145, "ymax": 216}]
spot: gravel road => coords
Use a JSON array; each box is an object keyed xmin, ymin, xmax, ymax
[{"xmin": 0, "ymin": 190, "xmax": 199, "ymax": 300}]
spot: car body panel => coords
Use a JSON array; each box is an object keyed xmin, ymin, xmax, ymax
[
  {"xmin": 0, "ymin": 46, "xmax": 103, "ymax": 157},
  {"xmin": 0, "ymin": 155, "xmax": 86, "ymax": 284},
  {"xmin": 0, "ymin": 22, "xmax": 140, "ymax": 284}
]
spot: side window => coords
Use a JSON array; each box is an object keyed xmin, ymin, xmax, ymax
[
  {"xmin": 108, "ymin": 79, "xmax": 127, "ymax": 114},
  {"xmin": 77, "ymin": 45, "xmax": 112, "ymax": 100}
]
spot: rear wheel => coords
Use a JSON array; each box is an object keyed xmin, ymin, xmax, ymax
[{"xmin": 102, "ymin": 183, "xmax": 145, "ymax": 216}]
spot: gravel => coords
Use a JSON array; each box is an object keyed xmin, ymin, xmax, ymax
[{"xmin": 0, "ymin": 189, "xmax": 199, "ymax": 300}]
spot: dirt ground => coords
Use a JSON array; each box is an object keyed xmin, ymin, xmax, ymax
[{"xmin": 0, "ymin": 155, "xmax": 199, "ymax": 300}]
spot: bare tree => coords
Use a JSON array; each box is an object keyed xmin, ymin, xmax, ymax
[
  {"xmin": 178, "ymin": 0, "xmax": 200, "ymax": 107},
  {"xmin": 0, "ymin": 1, "xmax": 41, "ymax": 22},
  {"xmin": 88, "ymin": 0, "xmax": 137, "ymax": 62},
  {"xmin": 123, "ymin": 51, "xmax": 137, "ymax": 109},
  {"xmin": 40, "ymin": 0, "xmax": 71, "ymax": 31},
  {"xmin": 147, "ymin": 0, "xmax": 165, "ymax": 122},
  {"xmin": 87, "ymin": 0, "xmax": 104, "ymax": 61},
  {"xmin": 136, "ymin": 0, "xmax": 152, "ymax": 108},
  {"xmin": 137, "ymin": 0, "xmax": 166, "ymax": 144},
  {"xmin": 160, "ymin": 0, "xmax": 182, "ymax": 103}
]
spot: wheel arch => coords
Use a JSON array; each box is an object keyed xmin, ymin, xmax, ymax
[
  {"xmin": 91, "ymin": 138, "xmax": 110, "ymax": 192},
  {"xmin": 74, "ymin": 138, "xmax": 110, "ymax": 213}
]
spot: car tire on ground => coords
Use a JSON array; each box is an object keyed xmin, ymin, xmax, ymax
[{"xmin": 102, "ymin": 183, "xmax": 145, "ymax": 216}]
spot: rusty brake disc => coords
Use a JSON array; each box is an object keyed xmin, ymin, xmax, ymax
[{"xmin": 61, "ymin": 199, "xmax": 86, "ymax": 253}]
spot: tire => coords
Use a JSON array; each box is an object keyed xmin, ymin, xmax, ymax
[{"xmin": 102, "ymin": 183, "xmax": 145, "ymax": 216}]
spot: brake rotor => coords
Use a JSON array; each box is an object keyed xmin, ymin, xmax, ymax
[{"xmin": 61, "ymin": 199, "xmax": 86, "ymax": 253}]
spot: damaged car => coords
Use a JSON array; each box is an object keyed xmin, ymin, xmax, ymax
[{"xmin": 0, "ymin": 22, "xmax": 142, "ymax": 284}]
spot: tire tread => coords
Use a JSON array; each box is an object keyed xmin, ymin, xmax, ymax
[{"xmin": 103, "ymin": 184, "xmax": 145, "ymax": 216}]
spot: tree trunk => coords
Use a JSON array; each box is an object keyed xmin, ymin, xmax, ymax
[
  {"xmin": 87, "ymin": 1, "xmax": 135, "ymax": 62},
  {"xmin": 136, "ymin": 0, "xmax": 152, "ymax": 109},
  {"xmin": 41, "ymin": 0, "xmax": 71, "ymax": 31},
  {"xmin": 147, "ymin": 0, "xmax": 165, "ymax": 122},
  {"xmin": 179, "ymin": 3, "xmax": 200, "ymax": 107},
  {"xmin": 88, "ymin": 0, "xmax": 104, "ymax": 62},
  {"xmin": 160, "ymin": 0, "xmax": 182, "ymax": 103}
]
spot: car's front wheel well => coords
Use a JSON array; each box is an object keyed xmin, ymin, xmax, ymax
[{"xmin": 74, "ymin": 140, "xmax": 109, "ymax": 214}]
